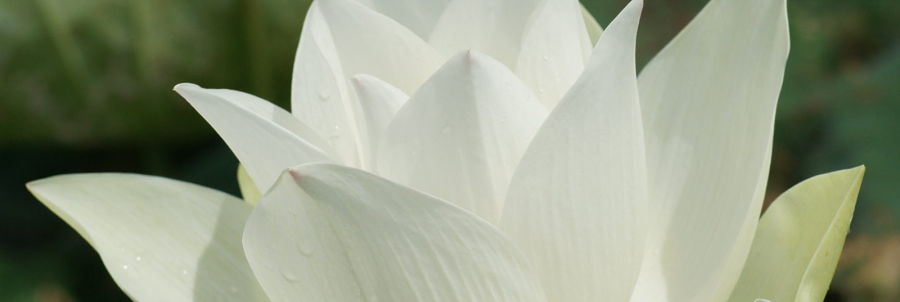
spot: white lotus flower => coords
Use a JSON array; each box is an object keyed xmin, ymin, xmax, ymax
[{"xmin": 27, "ymin": 0, "xmax": 865, "ymax": 301}]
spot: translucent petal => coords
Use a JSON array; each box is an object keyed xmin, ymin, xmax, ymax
[
  {"xmin": 377, "ymin": 51, "xmax": 548, "ymax": 224},
  {"xmin": 428, "ymin": 0, "xmax": 542, "ymax": 67},
  {"xmin": 630, "ymin": 0, "xmax": 790, "ymax": 300},
  {"xmin": 175, "ymin": 83, "xmax": 332, "ymax": 191},
  {"xmin": 319, "ymin": 0, "xmax": 443, "ymax": 94},
  {"xmin": 729, "ymin": 166, "xmax": 865, "ymax": 302},
  {"xmin": 27, "ymin": 174, "xmax": 266, "ymax": 302},
  {"xmin": 516, "ymin": 0, "xmax": 593, "ymax": 108},
  {"xmin": 291, "ymin": 2, "xmax": 361, "ymax": 166},
  {"xmin": 349, "ymin": 74, "xmax": 408, "ymax": 170},
  {"xmin": 581, "ymin": 4, "xmax": 604, "ymax": 45},
  {"xmin": 242, "ymin": 164, "xmax": 547, "ymax": 302},
  {"xmin": 238, "ymin": 164, "xmax": 261, "ymax": 206},
  {"xmin": 500, "ymin": 1, "xmax": 647, "ymax": 301}
]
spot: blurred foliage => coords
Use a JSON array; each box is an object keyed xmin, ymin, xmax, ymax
[{"xmin": 1, "ymin": 0, "xmax": 897, "ymax": 301}]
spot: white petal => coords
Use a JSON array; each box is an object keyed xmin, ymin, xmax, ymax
[
  {"xmin": 27, "ymin": 174, "xmax": 266, "ymax": 302},
  {"xmin": 291, "ymin": 2, "xmax": 361, "ymax": 166},
  {"xmin": 353, "ymin": 0, "xmax": 453, "ymax": 39},
  {"xmin": 175, "ymin": 83, "xmax": 332, "ymax": 191},
  {"xmin": 516, "ymin": 0, "xmax": 593, "ymax": 108},
  {"xmin": 319, "ymin": 0, "xmax": 443, "ymax": 94},
  {"xmin": 729, "ymin": 166, "xmax": 865, "ymax": 302},
  {"xmin": 376, "ymin": 51, "xmax": 548, "ymax": 224},
  {"xmin": 500, "ymin": 1, "xmax": 646, "ymax": 301},
  {"xmin": 428, "ymin": 0, "xmax": 542, "ymax": 67},
  {"xmin": 349, "ymin": 74, "xmax": 408, "ymax": 170},
  {"xmin": 242, "ymin": 164, "xmax": 547, "ymax": 302},
  {"xmin": 630, "ymin": 0, "xmax": 790, "ymax": 301}
]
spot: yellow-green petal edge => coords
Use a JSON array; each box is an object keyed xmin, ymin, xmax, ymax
[
  {"xmin": 238, "ymin": 164, "xmax": 261, "ymax": 206},
  {"xmin": 729, "ymin": 165, "xmax": 865, "ymax": 302},
  {"xmin": 580, "ymin": 4, "xmax": 603, "ymax": 45}
]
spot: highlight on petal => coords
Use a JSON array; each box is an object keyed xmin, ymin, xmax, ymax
[
  {"xmin": 729, "ymin": 166, "xmax": 865, "ymax": 302},
  {"xmin": 238, "ymin": 164, "xmax": 262, "ymax": 206},
  {"xmin": 428, "ymin": 0, "xmax": 542, "ymax": 67},
  {"xmin": 516, "ymin": 0, "xmax": 593, "ymax": 108},
  {"xmin": 376, "ymin": 50, "xmax": 548, "ymax": 224},
  {"xmin": 242, "ymin": 164, "xmax": 547, "ymax": 302},
  {"xmin": 319, "ymin": 0, "xmax": 443, "ymax": 94},
  {"xmin": 349, "ymin": 74, "xmax": 408, "ymax": 170},
  {"xmin": 630, "ymin": 0, "xmax": 790, "ymax": 300},
  {"xmin": 500, "ymin": 1, "xmax": 646, "ymax": 301},
  {"xmin": 26, "ymin": 174, "xmax": 266, "ymax": 302},
  {"xmin": 175, "ymin": 83, "xmax": 332, "ymax": 191},
  {"xmin": 291, "ymin": 2, "xmax": 362, "ymax": 166}
]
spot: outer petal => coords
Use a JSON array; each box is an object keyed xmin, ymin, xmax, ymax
[
  {"xmin": 729, "ymin": 166, "xmax": 865, "ymax": 302},
  {"xmin": 176, "ymin": 83, "xmax": 332, "ymax": 191},
  {"xmin": 428, "ymin": 0, "xmax": 542, "ymax": 67},
  {"xmin": 349, "ymin": 74, "xmax": 408, "ymax": 170},
  {"xmin": 516, "ymin": 0, "xmax": 593, "ymax": 108},
  {"xmin": 242, "ymin": 164, "xmax": 547, "ymax": 302},
  {"xmin": 291, "ymin": 2, "xmax": 361, "ymax": 166},
  {"xmin": 631, "ymin": 0, "xmax": 790, "ymax": 301},
  {"xmin": 500, "ymin": 1, "xmax": 646, "ymax": 301},
  {"xmin": 376, "ymin": 51, "xmax": 548, "ymax": 224},
  {"xmin": 26, "ymin": 174, "xmax": 266, "ymax": 302},
  {"xmin": 319, "ymin": 0, "xmax": 443, "ymax": 94},
  {"xmin": 352, "ymin": 0, "xmax": 453, "ymax": 39}
]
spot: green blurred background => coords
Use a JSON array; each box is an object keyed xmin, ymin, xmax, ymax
[{"xmin": 0, "ymin": 0, "xmax": 897, "ymax": 301}]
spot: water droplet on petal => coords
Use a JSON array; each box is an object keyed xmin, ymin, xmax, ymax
[
  {"xmin": 135, "ymin": 256, "xmax": 142, "ymax": 262},
  {"xmin": 542, "ymin": 55, "xmax": 550, "ymax": 62},
  {"xmin": 537, "ymin": 88, "xmax": 546, "ymax": 95},
  {"xmin": 181, "ymin": 269, "xmax": 189, "ymax": 276},
  {"xmin": 317, "ymin": 90, "xmax": 330, "ymax": 101},
  {"xmin": 122, "ymin": 265, "xmax": 129, "ymax": 270},
  {"xmin": 281, "ymin": 268, "xmax": 301, "ymax": 283}
]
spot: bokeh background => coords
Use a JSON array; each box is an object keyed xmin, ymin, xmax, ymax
[{"xmin": 1, "ymin": 0, "xmax": 897, "ymax": 301}]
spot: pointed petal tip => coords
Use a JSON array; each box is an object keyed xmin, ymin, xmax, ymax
[{"xmin": 172, "ymin": 83, "xmax": 201, "ymax": 93}]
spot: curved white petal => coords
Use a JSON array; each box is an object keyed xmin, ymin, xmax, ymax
[
  {"xmin": 27, "ymin": 174, "xmax": 266, "ymax": 302},
  {"xmin": 630, "ymin": 0, "xmax": 790, "ymax": 301},
  {"xmin": 428, "ymin": 0, "xmax": 542, "ymax": 67},
  {"xmin": 500, "ymin": 1, "xmax": 646, "ymax": 301},
  {"xmin": 581, "ymin": 5, "xmax": 604, "ymax": 45},
  {"xmin": 349, "ymin": 74, "xmax": 408, "ymax": 170},
  {"xmin": 319, "ymin": 0, "xmax": 443, "ymax": 94},
  {"xmin": 175, "ymin": 83, "xmax": 332, "ymax": 191},
  {"xmin": 516, "ymin": 0, "xmax": 592, "ymax": 108},
  {"xmin": 377, "ymin": 51, "xmax": 548, "ymax": 224},
  {"xmin": 242, "ymin": 164, "xmax": 546, "ymax": 302},
  {"xmin": 291, "ymin": 2, "xmax": 361, "ymax": 166},
  {"xmin": 353, "ymin": 0, "xmax": 453, "ymax": 39},
  {"xmin": 729, "ymin": 166, "xmax": 864, "ymax": 302}
]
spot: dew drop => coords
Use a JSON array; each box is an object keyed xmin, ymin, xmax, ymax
[
  {"xmin": 181, "ymin": 269, "xmax": 189, "ymax": 276},
  {"xmin": 122, "ymin": 264, "xmax": 129, "ymax": 270},
  {"xmin": 537, "ymin": 88, "xmax": 546, "ymax": 95},
  {"xmin": 542, "ymin": 55, "xmax": 550, "ymax": 62},
  {"xmin": 297, "ymin": 241, "xmax": 315, "ymax": 257},
  {"xmin": 317, "ymin": 90, "xmax": 330, "ymax": 101},
  {"xmin": 135, "ymin": 256, "xmax": 142, "ymax": 262},
  {"xmin": 281, "ymin": 268, "xmax": 301, "ymax": 283}
]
